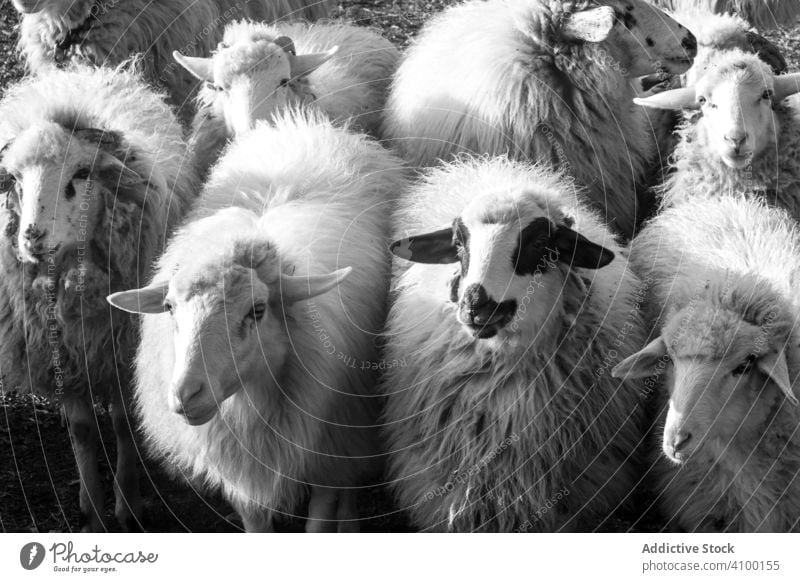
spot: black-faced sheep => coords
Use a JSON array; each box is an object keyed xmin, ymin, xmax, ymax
[
  {"xmin": 382, "ymin": 157, "xmax": 649, "ymax": 532},
  {"xmin": 382, "ymin": 0, "xmax": 698, "ymax": 239},
  {"xmin": 175, "ymin": 20, "xmax": 399, "ymax": 175},
  {"xmin": 12, "ymin": 0, "xmax": 333, "ymax": 123},
  {"xmin": 0, "ymin": 65, "xmax": 198, "ymax": 532},
  {"xmin": 635, "ymin": 51, "xmax": 800, "ymax": 216},
  {"xmin": 107, "ymin": 111, "xmax": 408, "ymax": 532},
  {"xmin": 614, "ymin": 195, "xmax": 800, "ymax": 532}
]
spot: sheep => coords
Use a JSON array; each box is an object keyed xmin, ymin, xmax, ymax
[
  {"xmin": 647, "ymin": 1, "xmax": 800, "ymax": 30},
  {"xmin": 613, "ymin": 195, "xmax": 800, "ymax": 532},
  {"xmin": 0, "ymin": 65, "xmax": 198, "ymax": 532},
  {"xmin": 381, "ymin": 0, "xmax": 698, "ymax": 240},
  {"xmin": 175, "ymin": 20, "xmax": 400, "ymax": 175},
  {"xmin": 635, "ymin": 51, "xmax": 800, "ymax": 217},
  {"xmin": 382, "ymin": 157, "xmax": 649, "ymax": 532},
  {"xmin": 106, "ymin": 111, "xmax": 408, "ymax": 533},
  {"xmin": 11, "ymin": 0, "xmax": 333, "ymax": 124},
  {"xmin": 634, "ymin": 10, "xmax": 788, "ymax": 200}
]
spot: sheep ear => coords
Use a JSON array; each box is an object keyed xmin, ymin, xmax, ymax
[
  {"xmin": 173, "ymin": 51, "xmax": 214, "ymax": 83},
  {"xmin": 634, "ymin": 87, "xmax": 699, "ymax": 110},
  {"xmin": 757, "ymin": 351, "xmax": 799, "ymax": 406},
  {"xmin": 551, "ymin": 226, "xmax": 614, "ymax": 269},
  {"xmin": 561, "ymin": 6, "xmax": 615, "ymax": 43},
  {"xmin": 289, "ymin": 46, "xmax": 338, "ymax": 79},
  {"xmin": 773, "ymin": 73, "xmax": 800, "ymax": 103},
  {"xmin": 745, "ymin": 31, "xmax": 787, "ymax": 75},
  {"xmin": 612, "ymin": 337, "xmax": 667, "ymax": 379},
  {"xmin": 274, "ymin": 35, "xmax": 296, "ymax": 55},
  {"xmin": 100, "ymin": 153, "xmax": 142, "ymax": 186},
  {"xmin": 390, "ymin": 227, "xmax": 459, "ymax": 264},
  {"xmin": 279, "ymin": 267, "xmax": 352, "ymax": 304},
  {"xmin": 107, "ymin": 281, "xmax": 169, "ymax": 314}
]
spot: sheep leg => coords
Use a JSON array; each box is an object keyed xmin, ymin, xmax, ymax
[
  {"xmin": 109, "ymin": 390, "xmax": 143, "ymax": 532},
  {"xmin": 336, "ymin": 489, "xmax": 360, "ymax": 533},
  {"xmin": 306, "ymin": 486, "xmax": 339, "ymax": 532},
  {"xmin": 232, "ymin": 502, "xmax": 275, "ymax": 533},
  {"xmin": 63, "ymin": 397, "xmax": 105, "ymax": 532}
]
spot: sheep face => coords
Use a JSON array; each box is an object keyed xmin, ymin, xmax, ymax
[
  {"xmin": 107, "ymin": 234, "xmax": 351, "ymax": 426},
  {"xmin": 586, "ymin": 1, "xmax": 696, "ymax": 76},
  {"xmin": 0, "ymin": 122, "xmax": 139, "ymax": 264},
  {"xmin": 174, "ymin": 34, "xmax": 337, "ymax": 135},
  {"xmin": 613, "ymin": 302, "xmax": 799, "ymax": 464},
  {"xmin": 391, "ymin": 193, "xmax": 614, "ymax": 346},
  {"xmin": 634, "ymin": 53, "xmax": 800, "ymax": 168}
]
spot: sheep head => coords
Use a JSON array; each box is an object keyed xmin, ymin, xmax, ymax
[
  {"xmin": 391, "ymin": 191, "xmax": 614, "ymax": 349},
  {"xmin": 634, "ymin": 51, "xmax": 800, "ymax": 169},
  {"xmin": 0, "ymin": 121, "xmax": 142, "ymax": 265},
  {"xmin": 557, "ymin": 1, "xmax": 696, "ymax": 77},
  {"xmin": 107, "ymin": 211, "xmax": 352, "ymax": 426},
  {"xmin": 613, "ymin": 278, "xmax": 800, "ymax": 464},
  {"xmin": 174, "ymin": 24, "xmax": 338, "ymax": 135}
]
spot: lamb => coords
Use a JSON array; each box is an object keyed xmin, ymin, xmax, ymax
[
  {"xmin": 11, "ymin": 0, "xmax": 333, "ymax": 123},
  {"xmin": 175, "ymin": 20, "xmax": 400, "ymax": 174},
  {"xmin": 381, "ymin": 0, "xmax": 697, "ymax": 239},
  {"xmin": 0, "ymin": 65, "xmax": 198, "ymax": 532},
  {"xmin": 647, "ymin": 1, "xmax": 800, "ymax": 30},
  {"xmin": 635, "ymin": 51, "xmax": 800, "ymax": 216},
  {"xmin": 107, "ymin": 111, "xmax": 408, "ymax": 532},
  {"xmin": 613, "ymin": 195, "xmax": 800, "ymax": 532},
  {"xmin": 382, "ymin": 157, "xmax": 649, "ymax": 532}
]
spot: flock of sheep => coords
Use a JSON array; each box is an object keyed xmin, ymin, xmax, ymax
[{"xmin": 1, "ymin": 0, "xmax": 800, "ymax": 533}]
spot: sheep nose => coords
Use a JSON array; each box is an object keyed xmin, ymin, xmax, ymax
[
  {"xmin": 169, "ymin": 381, "xmax": 205, "ymax": 415},
  {"xmin": 22, "ymin": 224, "xmax": 45, "ymax": 242},
  {"xmin": 462, "ymin": 283, "xmax": 493, "ymax": 324},
  {"xmin": 681, "ymin": 33, "xmax": 697, "ymax": 56},
  {"xmin": 724, "ymin": 133, "xmax": 747, "ymax": 148},
  {"xmin": 672, "ymin": 431, "xmax": 692, "ymax": 452}
]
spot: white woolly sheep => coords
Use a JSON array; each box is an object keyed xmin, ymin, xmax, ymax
[
  {"xmin": 634, "ymin": 10, "xmax": 788, "ymax": 193},
  {"xmin": 0, "ymin": 65, "xmax": 198, "ymax": 532},
  {"xmin": 12, "ymin": 0, "xmax": 333, "ymax": 123},
  {"xmin": 648, "ymin": 0, "xmax": 800, "ymax": 30},
  {"xmin": 382, "ymin": 157, "xmax": 649, "ymax": 532},
  {"xmin": 175, "ymin": 20, "xmax": 399, "ymax": 174},
  {"xmin": 107, "ymin": 111, "xmax": 408, "ymax": 532},
  {"xmin": 613, "ymin": 195, "xmax": 800, "ymax": 532},
  {"xmin": 382, "ymin": 0, "xmax": 697, "ymax": 239},
  {"xmin": 635, "ymin": 51, "xmax": 800, "ymax": 216}
]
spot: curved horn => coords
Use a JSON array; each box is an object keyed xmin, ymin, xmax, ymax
[
  {"xmin": 633, "ymin": 86, "xmax": 699, "ymax": 111},
  {"xmin": 273, "ymin": 35, "xmax": 296, "ymax": 55},
  {"xmin": 279, "ymin": 266, "xmax": 352, "ymax": 304},
  {"xmin": 773, "ymin": 73, "xmax": 800, "ymax": 103},
  {"xmin": 173, "ymin": 51, "xmax": 214, "ymax": 83},
  {"xmin": 289, "ymin": 46, "xmax": 339, "ymax": 79}
]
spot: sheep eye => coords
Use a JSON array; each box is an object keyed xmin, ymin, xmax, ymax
[
  {"xmin": 247, "ymin": 302, "xmax": 266, "ymax": 322},
  {"xmin": 732, "ymin": 355, "xmax": 757, "ymax": 376},
  {"xmin": 697, "ymin": 96, "xmax": 706, "ymax": 105},
  {"xmin": 163, "ymin": 301, "xmax": 174, "ymax": 314},
  {"xmin": 72, "ymin": 168, "xmax": 91, "ymax": 181},
  {"xmin": 279, "ymin": 78, "xmax": 290, "ymax": 88},
  {"xmin": 206, "ymin": 82, "xmax": 224, "ymax": 92},
  {"xmin": 762, "ymin": 89, "xmax": 773, "ymax": 101},
  {"xmin": 0, "ymin": 170, "xmax": 15, "ymax": 193}
]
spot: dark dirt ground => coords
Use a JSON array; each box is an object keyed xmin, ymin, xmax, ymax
[{"xmin": 0, "ymin": 0, "xmax": 799, "ymax": 533}]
